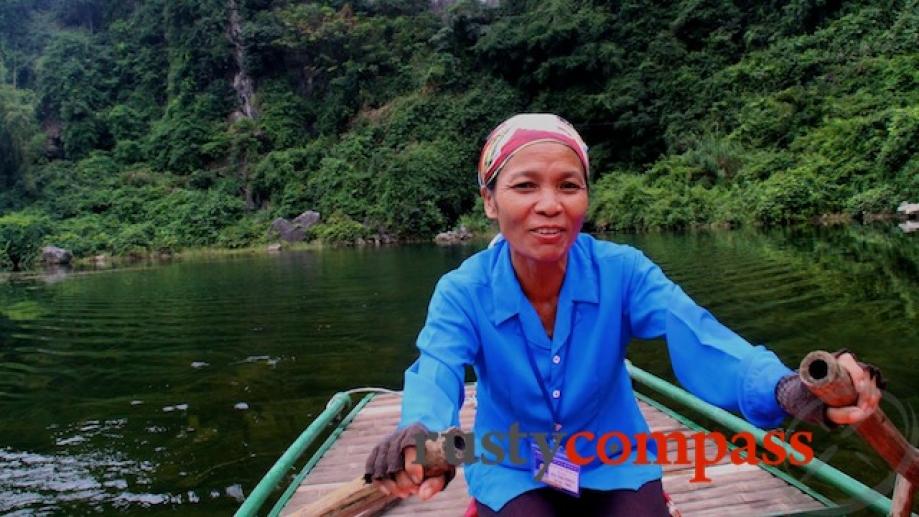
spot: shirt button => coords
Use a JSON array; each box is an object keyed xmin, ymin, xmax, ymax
[
  {"xmin": 552, "ymin": 355, "xmax": 561, "ymax": 364},
  {"xmin": 554, "ymin": 423, "xmax": 562, "ymax": 431},
  {"xmin": 552, "ymin": 389, "xmax": 561, "ymax": 399}
]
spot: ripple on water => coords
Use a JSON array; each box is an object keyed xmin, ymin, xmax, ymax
[
  {"xmin": 0, "ymin": 448, "xmax": 165, "ymax": 514},
  {"xmin": 3, "ymin": 229, "xmax": 915, "ymax": 515},
  {"xmin": 235, "ymin": 355, "xmax": 280, "ymax": 367}
]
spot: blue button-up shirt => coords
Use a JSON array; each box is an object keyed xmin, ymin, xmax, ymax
[{"xmin": 399, "ymin": 233, "xmax": 792, "ymax": 511}]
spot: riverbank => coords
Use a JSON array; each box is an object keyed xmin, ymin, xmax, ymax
[
  {"xmin": 0, "ymin": 233, "xmax": 500, "ymax": 280},
  {"xmin": 4, "ymin": 210, "xmax": 915, "ymax": 277}
]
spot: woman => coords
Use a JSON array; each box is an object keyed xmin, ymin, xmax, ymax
[{"xmin": 365, "ymin": 114, "xmax": 883, "ymax": 516}]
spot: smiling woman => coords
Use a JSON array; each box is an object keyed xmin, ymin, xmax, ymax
[
  {"xmin": 478, "ymin": 115, "xmax": 591, "ymax": 339},
  {"xmin": 361, "ymin": 113, "xmax": 884, "ymax": 517},
  {"xmin": 481, "ymin": 143, "xmax": 588, "ymax": 267}
]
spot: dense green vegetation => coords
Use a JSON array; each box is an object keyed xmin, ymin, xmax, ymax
[{"xmin": 0, "ymin": 0, "xmax": 916, "ymax": 269}]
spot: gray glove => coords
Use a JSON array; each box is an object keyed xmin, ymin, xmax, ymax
[
  {"xmin": 775, "ymin": 349, "xmax": 886, "ymax": 428},
  {"xmin": 775, "ymin": 374, "xmax": 836, "ymax": 428},
  {"xmin": 363, "ymin": 422, "xmax": 456, "ymax": 488}
]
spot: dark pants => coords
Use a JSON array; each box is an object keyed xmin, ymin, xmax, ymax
[{"xmin": 475, "ymin": 479, "xmax": 670, "ymax": 517}]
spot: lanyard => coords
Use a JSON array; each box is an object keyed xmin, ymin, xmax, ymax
[{"xmin": 523, "ymin": 338, "xmax": 566, "ymax": 433}]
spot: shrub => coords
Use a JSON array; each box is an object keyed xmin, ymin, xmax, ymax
[
  {"xmin": 47, "ymin": 214, "xmax": 113, "ymax": 256},
  {"xmin": 311, "ymin": 212, "xmax": 368, "ymax": 244},
  {"xmin": 111, "ymin": 222, "xmax": 154, "ymax": 255},
  {"xmin": 106, "ymin": 105, "xmax": 147, "ymax": 141},
  {"xmin": 878, "ymin": 106, "xmax": 919, "ymax": 174},
  {"xmin": 457, "ymin": 197, "xmax": 494, "ymax": 235},
  {"xmin": 0, "ymin": 211, "xmax": 51, "ymax": 270},
  {"xmin": 217, "ymin": 213, "xmax": 271, "ymax": 249},
  {"xmin": 255, "ymin": 81, "xmax": 310, "ymax": 148},
  {"xmin": 147, "ymin": 189, "xmax": 246, "ymax": 247},
  {"xmin": 845, "ymin": 186, "xmax": 899, "ymax": 217},
  {"xmin": 752, "ymin": 169, "xmax": 830, "ymax": 225},
  {"xmin": 145, "ymin": 102, "xmax": 218, "ymax": 174},
  {"xmin": 251, "ymin": 143, "xmax": 327, "ymax": 212},
  {"xmin": 589, "ymin": 172, "xmax": 662, "ymax": 231},
  {"xmin": 114, "ymin": 139, "xmax": 145, "ymax": 164},
  {"xmin": 647, "ymin": 181, "xmax": 714, "ymax": 228}
]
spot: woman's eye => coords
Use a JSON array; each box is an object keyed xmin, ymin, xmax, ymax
[
  {"xmin": 512, "ymin": 182, "xmax": 537, "ymax": 190},
  {"xmin": 561, "ymin": 182, "xmax": 583, "ymax": 191}
]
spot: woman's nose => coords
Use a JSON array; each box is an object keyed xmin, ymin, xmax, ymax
[{"xmin": 535, "ymin": 188, "xmax": 562, "ymax": 215}]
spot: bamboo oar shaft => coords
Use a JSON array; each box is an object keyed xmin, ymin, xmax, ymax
[
  {"xmin": 800, "ymin": 351, "xmax": 919, "ymax": 514},
  {"xmin": 891, "ymin": 475, "xmax": 915, "ymax": 517},
  {"xmin": 293, "ymin": 477, "xmax": 394, "ymax": 517},
  {"xmin": 291, "ymin": 430, "xmax": 462, "ymax": 517}
]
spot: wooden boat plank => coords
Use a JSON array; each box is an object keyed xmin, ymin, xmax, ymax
[{"xmin": 280, "ymin": 385, "xmax": 828, "ymax": 516}]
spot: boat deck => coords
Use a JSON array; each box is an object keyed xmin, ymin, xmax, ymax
[{"xmin": 281, "ymin": 385, "xmax": 828, "ymax": 516}]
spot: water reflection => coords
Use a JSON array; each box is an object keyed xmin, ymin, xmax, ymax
[
  {"xmin": 0, "ymin": 227, "xmax": 916, "ymax": 514},
  {"xmin": 622, "ymin": 224, "xmax": 918, "ymax": 510}
]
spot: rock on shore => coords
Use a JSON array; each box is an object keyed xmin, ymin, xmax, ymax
[
  {"xmin": 41, "ymin": 246, "xmax": 72, "ymax": 265},
  {"xmin": 434, "ymin": 225, "xmax": 472, "ymax": 245},
  {"xmin": 270, "ymin": 210, "xmax": 321, "ymax": 242}
]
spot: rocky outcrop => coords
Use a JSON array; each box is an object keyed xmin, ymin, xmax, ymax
[
  {"xmin": 367, "ymin": 231, "xmax": 397, "ymax": 246},
  {"xmin": 292, "ymin": 210, "xmax": 321, "ymax": 231},
  {"xmin": 270, "ymin": 218, "xmax": 305, "ymax": 242},
  {"xmin": 41, "ymin": 246, "xmax": 72, "ymax": 265},
  {"xmin": 434, "ymin": 225, "xmax": 472, "ymax": 245},
  {"xmin": 227, "ymin": 0, "xmax": 257, "ymax": 121},
  {"xmin": 897, "ymin": 202, "xmax": 918, "ymax": 218},
  {"xmin": 269, "ymin": 210, "xmax": 322, "ymax": 242}
]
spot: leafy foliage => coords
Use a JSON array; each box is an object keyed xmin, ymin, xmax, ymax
[
  {"xmin": 0, "ymin": 0, "xmax": 915, "ymax": 268},
  {"xmin": 0, "ymin": 211, "xmax": 50, "ymax": 270},
  {"xmin": 311, "ymin": 211, "xmax": 369, "ymax": 243}
]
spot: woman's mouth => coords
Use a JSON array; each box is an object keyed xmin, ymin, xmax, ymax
[{"xmin": 530, "ymin": 227, "xmax": 565, "ymax": 241}]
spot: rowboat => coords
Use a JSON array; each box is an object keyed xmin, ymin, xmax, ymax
[{"xmin": 236, "ymin": 361, "xmax": 905, "ymax": 516}]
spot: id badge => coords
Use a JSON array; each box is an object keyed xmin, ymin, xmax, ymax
[{"xmin": 530, "ymin": 440, "xmax": 581, "ymax": 496}]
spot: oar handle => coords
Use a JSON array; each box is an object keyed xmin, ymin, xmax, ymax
[
  {"xmin": 799, "ymin": 350, "xmax": 859, "ymax": 407},
  {"xmin": 799, "ymin": 350, "xmax": 919, "ymax": 517}
]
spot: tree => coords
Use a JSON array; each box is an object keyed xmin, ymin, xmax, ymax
[
  {"xmin": 36, "ymin": 30, "xmax": 113, "ymax": 158},
  {"xmin": 0, "ymin": 211, "xmax": 49, "ymax": 270},
  {"xmin": 0, "ymin": 85, "xmax": 39, "ymax": 188}
]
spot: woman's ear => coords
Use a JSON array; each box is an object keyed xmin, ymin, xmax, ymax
[{"xmin": 480, "ymin": 186, "xmax": 498, "ymax": 220}]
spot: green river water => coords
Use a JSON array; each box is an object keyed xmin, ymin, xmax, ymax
[{"xmin": 1, "ymin": 226, "xmax": 917, "ymax": 515}]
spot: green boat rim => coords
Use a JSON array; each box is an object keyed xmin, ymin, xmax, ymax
[
  {"xmin": 239, "ymin": 362, "xmax": 902, "ymax": 516},
  {"xmin": 626, "ymin": 361, "xmax": 894, "ymax": 515},
  {"xmin": 234, "ymin": 391, "xmax": 352, "ymax": 517},
  {"xmin": 267, "ymin": 392, "xmax": 377, "ymax": 516}
]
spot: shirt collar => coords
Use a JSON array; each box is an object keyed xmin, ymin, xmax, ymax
[{"xmin": 489, "ymin": 234, "xmax": 599, "ymax": 326}]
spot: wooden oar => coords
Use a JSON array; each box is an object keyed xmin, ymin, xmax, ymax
[
  {"xmin": 289, "ymin": 430, "xmax": 461, "ymax": 517},
  {"xmin": 799, "ymin": 351, "xmax": 919, "ymax": 516}
]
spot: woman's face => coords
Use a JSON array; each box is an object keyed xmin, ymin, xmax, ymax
[{"xmin": 481, "ymin": 142, "xmax": 588, "ymax": 265}]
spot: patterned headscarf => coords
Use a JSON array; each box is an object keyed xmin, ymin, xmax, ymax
[{"xmin": 477, "ymin": 113, "xmax": 589, "ymax": 188}]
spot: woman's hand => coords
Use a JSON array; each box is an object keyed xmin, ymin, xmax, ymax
[
  {"xmin": 825, "ymin": 352, "xmax": 883, "ymax": 425},
  {"xmin": 371, "ymin": 446, "xmax": 447, "ymax": 501},
  {"xmin": 364, "ymin": 423, "xmax": 452, "ymax": 502}
]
